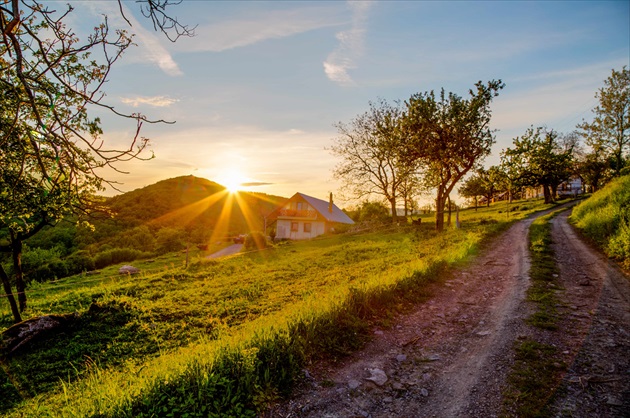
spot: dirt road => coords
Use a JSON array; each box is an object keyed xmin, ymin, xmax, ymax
[
  {"xmin": 206, "ymin": 244, "xmax": 243, "ymax": 259},
  {"xmin": 269, "ymin": 206, "xmax": 630, "ymax": 417}
]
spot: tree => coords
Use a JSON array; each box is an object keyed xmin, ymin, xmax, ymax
[
  {"xmin": 331, "ymin": 99, "xmax": 417, "ymax": 223},
  {"xmin": 459, "ymin": 166, "xmax": 505, "ymax": 209},
  {"xmin": 0, "ymin": 1, "xmax": 192, "ymax": 321},
  {"xmin": 578, "ymin": 67, "xmax": 630, "ymax": 176},
  {"xmin": 458, "ymin": 173, "xmax": 485, "ymax": 210},
  {"xmin": 503, "ymin": 127, "xmax": 575, "ymax": 204},
  {"xmin": 402, "ymin": 80, "xmax": 504, "ymax": 231}
]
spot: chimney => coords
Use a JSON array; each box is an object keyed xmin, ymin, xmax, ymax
[{"xmin": 328, "ymin": 192, "xmax": 333, "ymax": 213}]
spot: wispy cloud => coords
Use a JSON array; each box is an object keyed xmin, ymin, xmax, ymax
[
  {"xmin": 178, "ymin": 7, "xmax": 343, "ymax": 52},
  {"xmin": 241, "ymin": 182, "xmax": 274, "ymax": 187},
  {"xmin": 121, "ymin": 95, "xmax": 179, "ymax": 107},
  {"xmin": 81, "ymin": 2, "xmax": 183, "ymax": 76},
  {"xmin": 323, "ymin": 1, "xmax": 372, "ymax": 86}
]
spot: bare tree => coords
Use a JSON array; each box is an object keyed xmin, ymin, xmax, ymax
[{"xmin": 331, "ymin": 99, "xmax": 418, "ymax": 223}]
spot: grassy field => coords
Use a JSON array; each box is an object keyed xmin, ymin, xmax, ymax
[
  {"xmin": 571, "ymin": 175, "xmax": 630, "ymax": 269},
  {"xmin": 0, "ymin": 198, "xmax": 556, "ymax": 417}
]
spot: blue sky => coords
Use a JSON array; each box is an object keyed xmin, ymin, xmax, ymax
[{"xmin": 76, "ymin": 1, "xmax": 629, "ymax": 204}]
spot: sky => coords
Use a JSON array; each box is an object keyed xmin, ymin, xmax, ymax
[{"xmin": 71, "ymin": 1, "xmax": 629, "ymax": 205}]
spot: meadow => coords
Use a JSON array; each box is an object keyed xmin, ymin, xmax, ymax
[
  {"xmin": 571, "ymin": 174, "xmax": 630, "ymax": 269},
  {"xmin": 0, "ymin": 199, "xmax": 556, "ymax": 417}
]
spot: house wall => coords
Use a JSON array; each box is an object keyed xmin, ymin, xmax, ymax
[{"xmin": 276, "ymin": 220, "xmax": 326, "ymax": 240}]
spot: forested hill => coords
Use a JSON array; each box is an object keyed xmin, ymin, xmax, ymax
[{"xmin": 104, "ymin": 175, "xmax": 287, "ymax": 234}]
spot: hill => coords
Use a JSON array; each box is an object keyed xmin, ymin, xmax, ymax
[
  {"xmin": 104, "ymin": 175, "xmax": 287, "ymax": 237},
  {"xmin": 16, "ymin": 176, "xmax": 288, "ymax": 282}
]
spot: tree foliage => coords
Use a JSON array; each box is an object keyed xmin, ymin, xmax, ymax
[
  {"xmin": 402, "ymin": 80, "xmax": 504, "ymax": 231},
  {"xmin": 459, "ymin": 166, "xmax": 505, "ymax": 208},
  {"xmin": 578, "ymin": 67, "xmax": 630, "ymax": 176},
  {"xmin": 503, "ymin": 127, "xmax": 575, "ymax": 204}
]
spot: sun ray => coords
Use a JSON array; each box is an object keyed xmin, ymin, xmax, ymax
[{"xmin": 148, "ymin": 189, "xmax": 229, "ymax": 227}]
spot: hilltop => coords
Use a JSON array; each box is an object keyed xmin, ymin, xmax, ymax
[{"xmin": 104, "ymin": 175, "xmax": 287, "ymax": 234}]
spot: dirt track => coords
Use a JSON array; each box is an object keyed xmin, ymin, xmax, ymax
[{"xmin": 268, "ymin": 205, "xmax": 630, "ymax": 417}]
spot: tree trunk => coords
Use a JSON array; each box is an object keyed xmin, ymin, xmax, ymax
[
  {"xmin": 389, "ymin": 198, "xmax": 397, "ymax": 224},
  {"xmin": 11, "ymin": 237, "xmax": 26, "ymax": 312},
  {"xmin": 543, "ymin": 184, "xmax": 553, "ymax": 204},
  {"xmin": 435, "ymin": 189, "xmax": 446, "ymax": 232},
  {"xmin": 474, "ymin": 196, "xmax": 478, "ymax": 211},
  {"xmin": 447, "ymin": 195, "xmax": 452, "ymax": 226},
  {"xmin": 0, "ymin": 265, "xmax": 22, "ymax": 323}
]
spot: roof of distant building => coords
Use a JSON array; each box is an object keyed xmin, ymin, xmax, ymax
[{"xmin": 295, "ymin": 193, "xmax": 354, "ymax": 224}]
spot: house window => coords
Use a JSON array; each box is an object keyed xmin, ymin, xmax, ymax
[
  {"xmin": 304, "ymin": 223, "xmax": 312, "ymax": 233},
  {"xmin": 297, "ymin": 202, "xmax": 303, "ymax": 210},
  {"xmin": 291, "ymin": 222, "xmax": 299, "ymax": 232}
]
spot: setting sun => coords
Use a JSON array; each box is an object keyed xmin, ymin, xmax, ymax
[{"xmin": 217, "ymin": 169, "xmax": 247, "ymax": 193}]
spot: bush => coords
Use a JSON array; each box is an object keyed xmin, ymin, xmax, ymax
[
  {"xmin": 93, "ymin": 248, "xmax": 151, "ymax": 269},
  {"xmin": 244, "ymin": 231, "xmax": 267, "ymax": 251},
  {"xmin": 156, "ymin": 227, "xmax": 186, "ymax": 254},
  {"xmin": 65, "ymin": 250, "xmax": 96, "ymax": 275}
]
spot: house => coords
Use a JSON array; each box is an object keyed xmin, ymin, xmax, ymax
[
  {"xmin": 268, "ymin": 193, "xmax": 354, "ymax": 240},
  {"xmin": 558, "ymin": 176, "xmax": 584, "ymax": 197}
]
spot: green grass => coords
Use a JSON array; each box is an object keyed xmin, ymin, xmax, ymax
[
  {"xmin": 504, "ymin": 338, "xmax": 566, "ymax": 418},
  {"xmin": 0, "ymin": 198, "xmax": 556, "ymax": 417},
  {"xmin": 571, "ymin": 174, "xmax": 630, "ymax": 269}
]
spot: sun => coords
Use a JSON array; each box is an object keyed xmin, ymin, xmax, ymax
[{"xmin": 218, "ymin": 169, "xmax": 246, "ymax": 193}]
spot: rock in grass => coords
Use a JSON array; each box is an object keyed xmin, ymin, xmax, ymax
[
  {"xmin": 119, "ymin": 265, "xmax": 140, "ymax": 275},
  {"xmin": 1, "ymin": 314, "xmax": 76, "ymax": 355}
]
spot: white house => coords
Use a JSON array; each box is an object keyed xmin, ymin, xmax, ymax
[{"xmin": 268, "ymin": 193, "xmax": 354, "ymax": 240}]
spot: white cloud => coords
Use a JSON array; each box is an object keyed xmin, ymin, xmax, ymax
[
  {"xmin": 178, "ymin": 7, "xmax": 343, "ymax": 52},
  {"xmin": 121, "ymin": 95, "xmax": 180, "ymax": 107},
  {"xmin": 323, "ymin": 1, "xmax": 372, "ymax": 86}
]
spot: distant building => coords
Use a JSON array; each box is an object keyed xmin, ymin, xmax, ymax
[
  {"xmin": 267, "ymin": 193, "xmax": 354, "ymax": 240},
  {"xmin": 558, "ymin": 176, "xmax": 584, "ymax": 197}
]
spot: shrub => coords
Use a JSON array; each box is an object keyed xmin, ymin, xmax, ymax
[
  {"xmin": 156, "ymin": 227, "xmax": 186, "ymax": 254},
  {"xmin": 93, "ymin": 248, "xmax": 151, "ymax": 269},
  {"xmin": 244, "ymin": 231, "xmax": 267, "ymax": 251},
  {"xmin": 65, "ymin": 250, "xmax": 96, "ymax": 275}
]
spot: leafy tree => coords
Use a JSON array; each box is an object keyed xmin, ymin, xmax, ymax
[
  {"xmin": 503, "ymin": 127, "xmax": 575, "ymax": 204},
  {"xmin": 578, "ymin": 67, "xmax": 630, "ymax": 176},
  {"xmin": 0, "ymin": 1, "xmax": 192, "ymax": 321},
  {"xmin": 402, "ymin": 80, "xmax": 504, "ymax": 231},
  {"xmin": 458, "ymin": 173, "xmax": 485, "ymax": 210},
  {"xmin": 355, "ymin": 200, "xmax": 391, "ymax": 225},
  {"xmin": 331, "ymin": 99, "xmax": 417, "ymax": 223},
  {"xmin": 458, "ymin": 166, "xmax": 505, "ymax": 209},
  {"xmin": 156, "ymin": 227, "xmax": 185, "ymax": 254},
  {"xmin": 575, "ymin": 147, "xmax": 611, "ymax": 193}
]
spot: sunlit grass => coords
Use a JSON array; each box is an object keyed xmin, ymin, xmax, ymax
[
  {"xmin": 0, "ymin": 197, "xmax": 558, "ymax": 417},
  {"xmin": 571, "ymin": 174, "xmax": 630, "ymax": 268}
]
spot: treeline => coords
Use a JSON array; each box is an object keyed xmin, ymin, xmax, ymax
[{"xmin": 333, "ymin": 67, "xmax": 629, "ymax": 222}]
